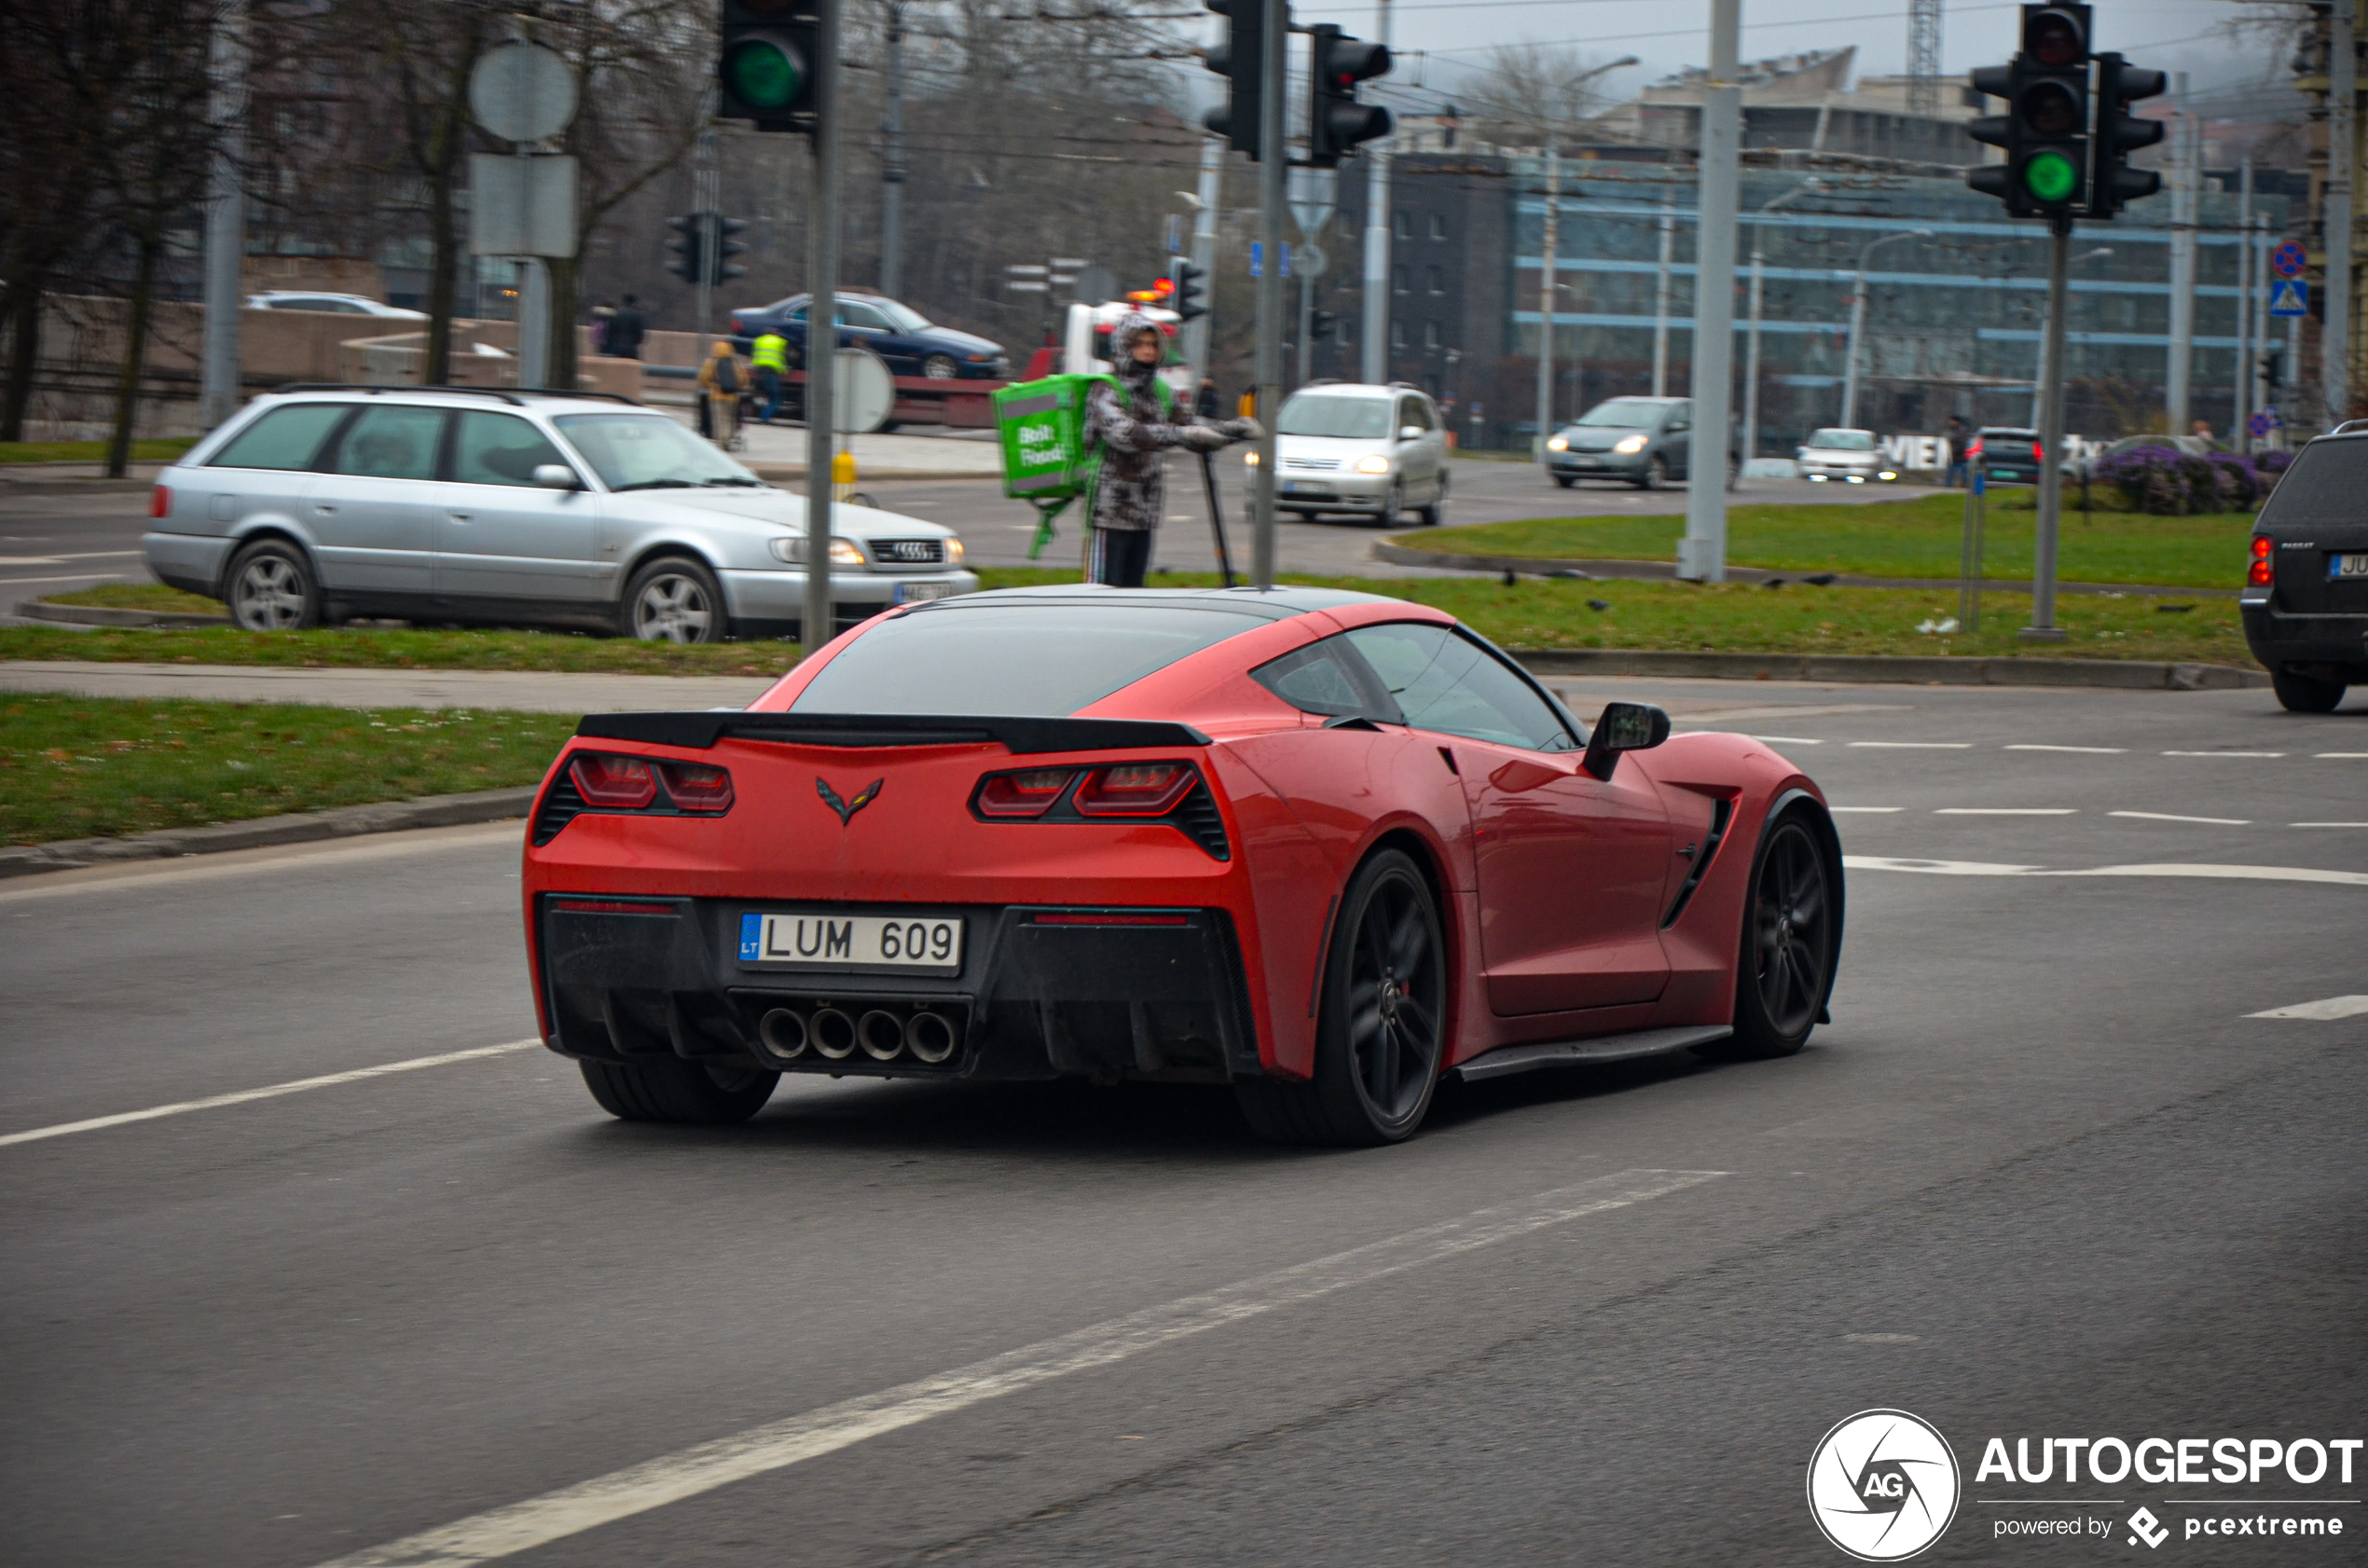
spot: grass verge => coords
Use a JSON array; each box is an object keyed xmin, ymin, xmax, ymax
[
  {"xmin": 0, "ymin": 438, "xmax": 197, "ymax": 465},
  {"xmin": 43, "ymin": 583, "xmax": 227, "ymax": 613},
  {"xmin": 0, "ymin": 623, "xmax": 801, "ymax": 675},
  {"xmin": 1385, "ymin": 493, "xmax": 2255, "ymax": 588},
  {"xmin": 0, "ymin": 695, "xmax": 576, "ymax": 845}
]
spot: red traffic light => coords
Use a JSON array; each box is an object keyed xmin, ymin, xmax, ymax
[{"xmin": 2023, "ymin": 6, "xmax": 2086, "ymax": 68}]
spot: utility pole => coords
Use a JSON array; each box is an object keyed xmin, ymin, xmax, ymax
[
  {"xmin": 198, "ymin": 0, "xmax": 247, "ymax": 431},
  {"xmin": 1652, "ymin": 194, "xmax": 1675, "ymax": 395},
  {"xmin": 879, "ymin": 1, "xmax": 906, "ymax": 297},
  {"xmin": 1841, "ymin": 229, "xmax": 1932, "ymax": 428},
  {"xmin": 1532, "ymin": 144, "xmax": 1560, "ymax": 458},
  {"xmin": 803, "ymin": 0, "xmax": 842, "ymax": 650},
  {"xmin": 1360, "ymin": 0, "xmax": 1392, "ymax": 385},
  {"xmin": 1742, "ymin": 247, "xmax": 1765, "ymax": 461},
  {"xmin": 2253, "ymin": 212, "xmax": 2273, "ymax": 441},
  {"xmin": 1187, "ymin": 134, "xmax": 1222, "ymax": 386},
  {"xmin": 2237, "ymin": 158, "xmax": 2253, "ymax": 443},
  {"xmin": 2325, "ymin": 0, "xmax": 2356, "ymax": 428},
  {"xmin": 2166, "ymin": 75, "xmax": 2196, "ymax": 433},
  {"xmin": 2024, "ymin": 218, "xmax": 2072, "ymax": 641},
  {"xmin": 1250, "ymin": 0, "xmax": 1287, "ymax": 588},
  {"xmin": 695, "ymin": 129, "xmax": 720, "ymax": 346},
  {"xmin": 1679, "ymin": 0, "xmax": 1741, "ymax": 584}
]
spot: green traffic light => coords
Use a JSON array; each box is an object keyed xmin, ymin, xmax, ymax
[
  {"xmin": 725, "ymin": 39, "xmax": 802, "ymax": 111},
  {"xmin": 2021, "ymin": 149, "xmax": 2077, "ymax": 205}
]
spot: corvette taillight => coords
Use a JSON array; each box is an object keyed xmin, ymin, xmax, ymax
[
  {"xmin": 976, "ymin": 767, "xmax": 1077, "ymax": 818},
  {"xmin": 658, "ymin": 761, "xmax": 735, "ymax": 812},
  {"xmin": 1074, "ymin": 762, "xmax": 1195, "ymax": 817},
  {"xmin": 569, "ymin": 752, "xmax": 659, "ymax": 808},
  {"xmin": 2249, "ymin": 534, "xmax": 2273, "ymax": 587}
]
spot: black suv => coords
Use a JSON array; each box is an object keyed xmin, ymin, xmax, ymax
[{"xmin": 2241, "ymin": 426, "xmax": 2368, "ymax": 713}]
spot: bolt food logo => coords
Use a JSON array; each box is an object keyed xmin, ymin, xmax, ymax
[
  {"xmin": 817, "ymin": 777, "xmax": 883, "ymax": 826},
  {"xmin": 1808, "ymin": 1410, "xmax": 1962, "ymax": 1561}
]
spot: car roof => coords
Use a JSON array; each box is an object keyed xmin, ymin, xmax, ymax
[
  {"xmin": 897, "ymin": 584, "xmax": 1411, "ymax": 624},
  {"xmin": 254, "ymin": 385, "xmax": 647, "ymax": 414},
  {"xmin": 1287, "ymin": 382, "xmax": 1403, "ymax": 399}
]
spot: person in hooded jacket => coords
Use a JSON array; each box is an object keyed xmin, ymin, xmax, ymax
[{"xmin": 1084, "ymin": 312, "xmax": 1258, "ymax": 586}]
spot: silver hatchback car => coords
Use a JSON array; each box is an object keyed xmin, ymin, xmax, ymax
[
  {"xmin": 1251, "ymin": 382, "xmax": 1451, "ymax": 526},
  {"xmin": 142, "ymin": 386, "xmax": 978, "ymax": 642}
]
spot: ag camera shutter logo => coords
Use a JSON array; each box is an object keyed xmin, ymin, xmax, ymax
[{"xmin": 1807, "ymin": 1409, "xmax": 1962, "ymax": 1561}]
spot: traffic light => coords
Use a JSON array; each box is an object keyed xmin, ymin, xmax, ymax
[
  {"xmin": 1309, "ymin": 309, "xmax": 1335, "ymax": 340},
  {"xmin": 2090, "ymin": 53, "xmax": 2166, "ymax": 219},
  {"xmin": 713, "ymin": 216, "xmax": 749, "ymax": 284},
  {"xmin": 1306, "ymin": 23, "xmax": 1392, "ymax": 168},
  {"xmin": 1172, "ymin": 260, "xmax": 1208, "ymax": 323},
  {"xmin": 1964, "ymin": 3, "xmax": 2092, "ymax": 218},
  {"xmin": 718, "ymin": 0, "xmax": 819, "ymax": 135},
  {"xmin": 1203, "ymin": 0, "xmax": 1265, "ymax": 161},
  {"xmin": 666, "ymin": 214, "xmax": 706, "ymax": 284}
]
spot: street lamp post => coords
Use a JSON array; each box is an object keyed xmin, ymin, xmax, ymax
[
  {"xmin": 1742, "ymin": 177, "xmax": 1824, "ymax": 463},
  {"xmin": 1531, "ymin": 55, "xmax": 1637, "ymax": 460},
  {"xmin": 1839, "ymin": 227, "xmax": 1934, "ymax": 429}
]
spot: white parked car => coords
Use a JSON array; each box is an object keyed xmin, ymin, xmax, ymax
[
  {"xmin": 1796, "ymin": 428, "xmax": 1898, "ymax": 484},
  {"xmin": 245, "ymin": 292, "xmax": 429, "ymax": 319},
  {"xmin": 1250, "ymin": 381, "xmax": 1451, "ymax": 526},
  {"xmin": 144, "ymin": 386, "xmax": 977, "ymax": 642}
]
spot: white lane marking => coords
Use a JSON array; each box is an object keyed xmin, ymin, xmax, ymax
[
  {"xmin": 1934, "ymin": 807, "xmax": 2077, "ymax": 816},
  {"xmin": 2246, "ymin": 996, "xmax": 2368, "ymax": 1021},
  {"xmin": 2003, "ymin": 744, "xmax": 2126, "ymax": 754},
  {"xmin": 2317, "ymin": 752, "xmax": 2368, "ymax": 760},
  {"xmin": 1746, "ymin": 735, "xmax": 1826, "ymax": 745},
  {"xmin": 1845, "ymin": 855, "xmax": 2368, "ymax": 887},
  {"xmin": 0, "ymin": 1039, "xmax": 540, "ymax": 1149},
  {"xmin": 2162, "ymin": 750, "xmax": 2285, "ymax": 758},
  {"xmin": 1830, "ymin": 806, "xmax": 1904, "ymax": 814},
  {"xmin": 1848, "ymin": 741, "xmax": 1974, "ymax": 750},
  {"xmin": 2109, "ymin": 810, "xmax": 2251, "ymax": 826},
  {"xmin": 311, "ymin": 1168, "xmax": 1726, "ymax": 1568},
  {"xmin": 0, "ymin": 550, "xmax": 145, "ymax": 566},
  {"xmin": 2292, "ymin": 821, "xmax": 2368, "ymax": 829},
  {"xmin": 0, "ymin": 820, "xmax": 523, "ymax": 903}
]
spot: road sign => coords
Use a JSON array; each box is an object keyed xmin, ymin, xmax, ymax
[
  {"xmin": 2270, "ymin": 278, "xmax": 2309, "ymax": 318},
  {"xmin": 471, "ymin": 41, "xmax": 578, "ymax": 144},
  {"xmin": 468, "ymin": 154, "xmax": 578, "ymax": 256},
  {"xmin": 1249, "ymin": 242, "xmax": 1292, "ymax": 278},
  {"xmin": 1295, "ymin": 242, "xmax": 1327, "ymax": 280},
  {"xmin": 2247, "ymin": 409, "xmax": 2275, "ymax": 439},
  {"xmin": 1070, "ymin": 264, "xmax": 1116, "ymax": 307},
  {"xmin": 2271, "ymin": 241, "xmax": 2308, "ymax": 280},
  {"xmin": 833, "ymin": 348, "xmax": 895, "ymax": 435}
]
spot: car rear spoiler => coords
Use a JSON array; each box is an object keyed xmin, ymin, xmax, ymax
[{"xmin": 575, "ymin": 711, "xmax": 1214, "ymax": 754}]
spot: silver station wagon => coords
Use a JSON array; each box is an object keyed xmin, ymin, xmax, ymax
[{"xmin": 142, "ymin": 386, "xmax": 978, "ymax": 642}]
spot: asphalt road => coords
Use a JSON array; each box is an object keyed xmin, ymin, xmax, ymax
[
  {"xmin": 5, "ymin": 680, "xmax": 2363, "ymax": 1566},
  {"xmin": 0, "ymin": 461, "xmax": 1941, "ymax": 614}
]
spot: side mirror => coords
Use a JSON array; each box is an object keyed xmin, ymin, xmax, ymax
[
  {"xmin": 1398, "ymin": 424, "xmax": 1424, "ymax": 442},
  {"xmin": 1581, "ymin": 701, "xmax": 1671, "ymax": 779},
  {"xmin": 532, "ymin": 464, "xmax": 582, "ymax": 491}
]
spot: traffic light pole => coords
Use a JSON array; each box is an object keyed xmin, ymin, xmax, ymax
[
  {"xmin": 1249, "ymin": 0, "xmax": 1287, "ymax": 590},
  {"xmin": 695, "ymin": 131, "xmax": 720, "ymax": 345},
  {"xmin": 1679, "ymin": 0, "xmax": 1741, "ymax": 585},
  {"xmin": 1185, "ymin": 134, "xmax": 1221, "ymax": 387},
  {"xmin": 803, "ymin": 0, "xmax": 842, "ymax": 649},
  {"xmin": 2023, "ymin": 216, "xmax": 2072, "ymax": 642}
]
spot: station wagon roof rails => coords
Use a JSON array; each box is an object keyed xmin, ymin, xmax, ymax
[
  {"xmin": 273, "ymin": 383, "xmax": 530, "ymax": 406},
  {"xmin": 2331, "ymin": 419, "xmax": 2368, "ymax": 435},
  {"xmin": 512, "ymin": 389, "xmax": 643, "ymax": 406}
]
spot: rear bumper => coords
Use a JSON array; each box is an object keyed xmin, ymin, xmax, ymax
[
  {"xmin": 533, "ymin": 895, "xmax": 1262, "ymax": 1085},
  {"xmin": 142, "ymin": 530, "xmax": 234, "ymax": 598},
  {"xmin": 2241, "ymin": 600, "xmax": 2368, "ymax": 680}
]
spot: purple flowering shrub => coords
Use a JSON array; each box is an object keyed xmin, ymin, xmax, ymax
[{"xmin": 2095, "ymin": 444, "xmax": 2265, "ymax": 515}]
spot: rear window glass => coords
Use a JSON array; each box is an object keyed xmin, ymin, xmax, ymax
[
  {"xmin": 209, "ymin": 404, "xmax": 350, "ymax": 470},
  {"xmin": 2260, "ymin": 440, "xmax": 2368, "ymax": 526},
  {"xmin": 789, "ymin": 603, "xmax": 1265, "ymax": 717}
]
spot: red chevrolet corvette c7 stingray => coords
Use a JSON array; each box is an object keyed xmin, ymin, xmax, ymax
[{"xmin": 520, "ymin": 585, "xmax": 1842, "ymax": 1144}]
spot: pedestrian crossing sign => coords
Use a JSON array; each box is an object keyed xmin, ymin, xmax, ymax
[{"xmin": 2269, "ymin": 279, "xmax": 2309, "ymax": 318}]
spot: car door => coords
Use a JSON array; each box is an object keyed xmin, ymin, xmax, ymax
[
  {"xmin": 1661, "ymin": 401, "xmax": 1693, "ymax": 479},
  {"xmin": 192, "ymin": 402, "xmax": 350, "ymax": 557},
  {"xmin": 1392, "ymin": 396, "xmax": 1435, "ymax": 496},
  {"xmin": 310, "ymin": 403, "xmax": 447, "ymax": 598},
  {"xmin": 434, "ymin": 410, "xmax": 605, "ymax": 602},
  {"xmin": 836, "ymin": 300, "xmax": 898, "ymax": 367},
  {"xmin": 1343, "ymin": 621, "xmax": 1673, "ymax": 1014}
]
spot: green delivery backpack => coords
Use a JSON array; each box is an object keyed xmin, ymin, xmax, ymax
[{"xmin": 993, "ymin": 372, "xmax": 1173, "ymax": 559}]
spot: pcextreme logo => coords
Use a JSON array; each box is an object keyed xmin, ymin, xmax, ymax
[{"xmin": 1808, "ymin": 1409, "xmax": 1963, "ymax": 1561}]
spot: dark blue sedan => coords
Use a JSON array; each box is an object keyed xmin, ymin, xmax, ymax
[{"xmin": 726, "ymin": 292, "xmax": 1007, "ymax": 380}]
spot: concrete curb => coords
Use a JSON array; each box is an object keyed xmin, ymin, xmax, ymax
[
  {"xmin": 0, "ymin": 787, "xmax": 534, "ymax": 882},
  {"xmin": 1510, "ymin": 648, "xmax": 2271, "ymax": 691},
  {"xmin": 748, "ymin": 461, "xmax": 1004, "ymax": 484},
  {"xmin": 1370, "ymin": 540, "xmax": 2239, "ymax": 599},
  {"xmin": 0, "ymin": 476, "xmax": 157, "ymax": 497},
  {"xmin": 18, "ymin": 598, "xmax": 231, "ymax": 628}
]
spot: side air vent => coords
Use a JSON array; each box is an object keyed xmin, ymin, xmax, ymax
[
  {"xmin": 532, "ymin": 770, "xmax": 588, "ymax": 846},
  {"xmin": 1171, "ymin": 784, "xmax": 1231, "ymax": 861},
  {"xmin": 1661, "ymin": 796, "xmax": 1734, "ymax": 928}
]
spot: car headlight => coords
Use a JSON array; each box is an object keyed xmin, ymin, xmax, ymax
[
  {"xmin": 767, "ymin": 536, "xmax": 868, "ymax": 566},
  {"xmin": 1356, "ymin": 454, "xmax": 1392, "ymax": 475},
  {"xmin": 1244, "ymin": 450, "xmax": 1258, "ymax": 467},
  {"xmin": 1879, "ymin": 470, "xmax": 1897, "ymax": 480},
  {"xmin": 1613, "ymin": 433, "xmax": 1648, "ymax": 454},
  {"xmin": 944, "ymin": 538, "xmax": 965, "ymax": 564},
  {"xmin": 1546, "ymin": 435, "xmax": 1568, "ymax": 452}
]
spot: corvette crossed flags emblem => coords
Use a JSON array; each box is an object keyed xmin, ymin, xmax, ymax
[{"xmin": 816, "ymin": 777, "xmax": 884, "ymax": 826}]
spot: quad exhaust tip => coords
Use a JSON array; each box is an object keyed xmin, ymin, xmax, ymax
[
  {"xmin": 906, "ymin": 1010, "xmax": 957, "ymax": 1064},
  {"xmin": 858, "ymin": 1010, "xmax": 906, "ymax": 1061},
  {"xmin": 809, "ymin": 1007, "xmax": 859, "ymax": 1061},
  {"xmin": 758, "ymin": 1008, "xmax": 808, "ymax": 1059},
  {"xmin": 752, "ymin": 1004, "xmax": 963, "ymax": 1066}
]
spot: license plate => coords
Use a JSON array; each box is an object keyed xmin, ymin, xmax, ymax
[
  {"xmin": 1572, "ymin": 458, "xmax": 1600, "ymax": 468},
  {"xmin": 2331, "ymin": 554, "xmax": 2368, "ymax": 580},
  {"xmin": 738, "ymin": 912, "xmax": 963, "ymax": 970},
  {"xmin": 895, "ymin": 581, "xmax": 956, "ymax": 604}
]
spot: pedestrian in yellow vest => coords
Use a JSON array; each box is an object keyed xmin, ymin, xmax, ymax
[
  {"xmin": 750, "ymin": 331, "xmax": 790, "ymax": 424},
  {"xmin": 697, "ymin": 340, "xmax": 744, "ymax": 448}
]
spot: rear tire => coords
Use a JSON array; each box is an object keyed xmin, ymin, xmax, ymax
[
  {"xmin": 1708, "ymin": 809, "xmax": 1840, "ymax": 1061},
  {"xmin": 1553, "ymin": 475, "xmax": 1576, "ymax": 488},
  {"xmin": 1236, "ymin": 848, "xmax": 1447, "ymax": 1146},
  {"xmin": 226, "ymin": 538, "xmax": 323, "ymax": 631},
  {"xmin": 580, "ymin": 1058, "xmax": 778, "ymax": 1123},
  {"xmin": 2272, "ymin": 669, "xmax": 2347, "ymax": 713}
]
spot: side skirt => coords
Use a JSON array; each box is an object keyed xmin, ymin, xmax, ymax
[{"xmin": 1450, "ymin": 1025, "xmax": 1732, "ymax": 1083}]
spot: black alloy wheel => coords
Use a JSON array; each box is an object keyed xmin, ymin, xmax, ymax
[
  {"xmin": 1716, "ymin": 814, "xmax": 1837, "ymax": 1059},
  {"xmin": 2271, "ymin": 669, "xmax": 2347, "ymax": 714},
  {"xmin": 1236, "ymin": 848, "xmax": 1448, "ymax": 1145}
]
